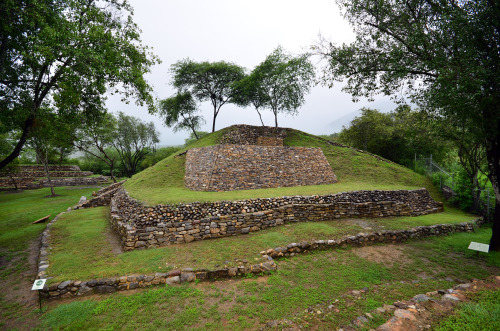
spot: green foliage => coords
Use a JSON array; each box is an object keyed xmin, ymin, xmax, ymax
[
  {"xmin": 338, "ymin": 106, "xmax": 449, "ymax": 166},
  {"xmin": 184, "ymin": 131, "xmax": 209, "ymax": 146},
  {"xmin": 141, "ymin": 147, "xmax": 181, "ymax": 169},
  {"xmin": 112, "ymin": 112, "xmax": 160, "ymax": 178},
  {"xmin": 316, "ymin": 0, "xmax": 500, "ymax": 248},
  {"xmin": 74, "ymin": 112, "xmax": 119, "ymax": 181},
  {"xmin": 159, "ymin": 91, "xmax": 205, "ymax": 138},
  {"xmin": 434, "ymin": 289, "xmax": 500, "ymax": 331},
  {"xmin": 236, "ymin": 46, "xmax": 315, "ymax": 127},
  {"xmin": 170, "ymin": 59, "xmax": 245, "ymax": 132},
  {"xmin": 0, "ymin": 0, "xmax": 158, "ymax": 170}
]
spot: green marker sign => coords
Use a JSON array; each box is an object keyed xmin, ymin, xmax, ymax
[{"xmin": 32, "ymin": 279, "xmax": 47, "ymax": 290}]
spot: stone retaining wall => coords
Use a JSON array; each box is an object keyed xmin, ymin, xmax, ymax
[
  {"xmin": 2, "ymin": 171, "xmax": 93, "ymax": 178},
  {"xmin": 185, "ymin": 144, "xmax": 338, "ymax": 191},
  {"xmin": 16, "ymin": 165, "xmax": 81, "ymax": 172},
  {"xmin": 0, "ymin": 176, "xmax": 108, "ymax": 190},
  {"xmin": 79, "ymin": 181, "xmax": 126, "ymax": 208},
  {"xmin": 111, "ymin": 187, "xmax": 444, "ymax": 251},
  {"xmin": 38, "ymin": 216, "xmax": 483, "ymax": 300},
  {"xmin": 261, "ymin": 219, "xmax": 484, "ymax": 259}
]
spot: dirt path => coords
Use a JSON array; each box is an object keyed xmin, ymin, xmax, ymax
[{"xmin": 1, "ymin": 237, "xmax": 42, "ymax": 330}]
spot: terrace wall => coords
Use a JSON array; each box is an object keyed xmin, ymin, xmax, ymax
[{"xmin": 109, "ymin": 187, "xmax": 444, "ymax": 251}]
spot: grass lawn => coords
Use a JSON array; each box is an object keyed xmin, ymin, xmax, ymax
[
  {"xmin": 46, "ymin": 204, "xmax": 478, "ymax": 283},
  {"xmin": 433, "ymin": 289, "xmax": 500, "ymax": 331},
  {"xmin": 41, "ymin": 228, "xmax": 500, "ymax": 330},
  {"xmin": 0, "ymin": 186, "xmax": 98, "ymax": 330}
]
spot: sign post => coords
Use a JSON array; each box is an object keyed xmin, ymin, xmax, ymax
[
  {"xmin": 31, "ymin": 279, "xmax": 46, "ymax": 312},
  {"xmin": 468, "ymin": 242, "xmax": 489, "ymax": 257}
]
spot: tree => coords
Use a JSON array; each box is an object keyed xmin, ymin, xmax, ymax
[
  {"xmin": 338, "ymin": 106, "xmax": 448, "ymax": 166},
  {"xmin": 317, "ymin": 0, "xmax": 500, "ymax": 250},
  {"xmin": 26, "ymin": 110, "xmax": 65, "ymax": 197},
  {"xmin": 113, "ymin": 112, "xmax": 159, "ymax": 178},
  {"xmin": 170, "ymin": 59, "xmax": 245, "ymax": 132},
  {"xmin": 0, "ymin": 0, "xmax": 158, "ymax": 171},
  {"xmin": 243, "ymin": 47, "xmax": 315, "ymax": 128},
  {"xmin": 159, "ymin": 91, "xmax": 205, "ymax": 139},
  {"xmin": 73, "ymin": 112, "xmax": 119, "ymax": 183}
]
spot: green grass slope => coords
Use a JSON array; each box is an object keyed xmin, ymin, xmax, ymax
[{"xmin": 124, "ymin": 126, "xmax": 435, "ymax": 205}]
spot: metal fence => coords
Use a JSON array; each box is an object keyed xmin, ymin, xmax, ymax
[{"xmin": 414, "ymin": 154, "xmax": 495, "ymax": 222}]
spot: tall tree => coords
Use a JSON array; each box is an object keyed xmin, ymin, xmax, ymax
[
  {"xmin": 244, "ymin": 47, "xmax": 315, "ymax": 128},
  {"xmin": 170, "ymin": 59, "xmax": 245, "ymax": 132},
  {"xmin": 113, "ymin": 112, "xmax": 159, "ymax": 178},
  {"xmin": 159, "ymin": 91, "xmax": 205, "ymax": 139},
  {"xmin": 73, "ymin": 112, "xmax": 119, "ymax": 183},
  {"xmin": 0, "ymin": 0, "xmax": 158, "ymax": 171},
  {"xmin": 316, "ymin": 0, "xmax": 500, "ymax": 250}
]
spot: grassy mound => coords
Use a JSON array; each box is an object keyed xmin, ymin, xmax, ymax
[{"xmin": 124, "ymin": 126, "xmax": 434, "ymax": 205}]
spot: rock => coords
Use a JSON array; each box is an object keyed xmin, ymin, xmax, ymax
[
  {"xmin": 78, "ymin": 285, "xmax": 93, "ymax": 296},
  {"xmin": 94, "ymin": 285, "xmax": 116, "ymax": 294},
  {"xmin": 442, "ymin": 294, "xmax": 461, "ymax": 301},
  {"xmin": 241, "ymin": 227, "xmax": 250, "ymax": 234},
  {"xmin": 180, "ymin": 272, "xmax": 195, "ymax": 283},
  {"xmin": 412, "ymin": 294, "xmax": 431, "ymax": 302},
  {"xmin": 168, "ymin": 269, "xmax": 181, "ymax": 277},
  {"xmin": 166, "ymin": 276, "xmax": 180, "ymax": 285},
  {"xmin": 228, "ymin": 267, "xmax": 238, "ymax": 277},
  {"xmin": 57, "ymin": 280, "xmax": 73, "ymax": 289},
  {"xmin": 394, "ymin": 309, "xmax": 417, "ymax": 321}
]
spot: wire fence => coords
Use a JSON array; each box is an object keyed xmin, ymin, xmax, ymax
[{"xmin": 414, "ymin": 154, "xmax": 495, "ymax": 222}]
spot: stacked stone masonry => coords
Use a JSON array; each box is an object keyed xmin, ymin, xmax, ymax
[
  {"xmin": 110, "ymin": 187, "xmax": 444, "ymax": 251},
  {"xmin": 185, "ymin": 144, "xmax": 338, "ymax": 191},
  {"xmin": 39, "ymin": 217, "xmax": 483, "ymax": 300},
  {"xmin": 0, "ymin": 164, "xmax": 107, "ymax": 189}
]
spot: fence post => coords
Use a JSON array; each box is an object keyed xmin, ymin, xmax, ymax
[
  {"xmin": 429, "ymin": 154, "xmax": 433, "ymax": 174},
  {"xmin": 414, "ymin": 153, "xmax": 417, "ymax": 171}
]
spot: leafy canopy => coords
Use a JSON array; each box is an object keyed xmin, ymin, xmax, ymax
[
  {"xmin": 0, "ymin": 0, "xmax": 159, "ymax": 169},
  {"xmin": 316, "ymin": 0, "xmax": 500, "ymax": 249},
  {"xmin": 170, "ymin": 59, "xmax": 245, "ymax": 132},
  {"xmin": 159, "ymin": 91, "xmax": 204, "ymax": 139},
  {"xmin": 240, "ymin": 46, "xmax": 315, "ymax": 127}
]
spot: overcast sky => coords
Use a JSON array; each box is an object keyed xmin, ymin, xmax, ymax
[{"xmin": 106, "ymin": 0, "xmax": 397, "ymax": 146}]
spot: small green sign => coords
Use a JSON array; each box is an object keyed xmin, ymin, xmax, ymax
[{"xmin": 32, "ymin": 279, "xmax": 47, "ymax": 290}]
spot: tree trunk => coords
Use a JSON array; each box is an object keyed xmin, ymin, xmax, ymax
[
  {"xmin": 274, "ymin": 113, "xmax": 278, "ymax": 128},
  {"xmin": 486, "ymin": 139, "xmax": 500, "ymax": 250},
  {"xmin": 40, "ymin": 151, "xmax": 56, "ymax": 197},
  {"xmin": 109, "ymin": 159, "xmax": 117, "ymax": 183},
  {"xmin": 0, "ymin": 115, "xmax": 34, "ymax": 171},
  {"xmin": 212, "ymin": 104, "xmax": 218, "ymax": 133},
  {"xmin": 8, "ymin": 174, "xmax": 18, "ymax": 190},
  {"xmin": 256, "ymin": 109, "xmax": 265, "ymax": 126}
]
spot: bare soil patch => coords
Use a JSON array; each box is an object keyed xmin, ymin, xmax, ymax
[{"xmin": 353, "ymin": 244, "xmax": 410, "ymax": 268}]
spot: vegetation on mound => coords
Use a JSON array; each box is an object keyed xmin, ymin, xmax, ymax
[{"xmin": 124, "ymin": 126, "xmax": 434, "ymax": 205}]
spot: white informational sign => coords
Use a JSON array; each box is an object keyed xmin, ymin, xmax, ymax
[
  {"xmin": 468, "ymin": 242, "xmax": 490, "ymax": 253},
  {"xmin": 32, "ymin": 279, "xmax": 47, "ymax": 290}
]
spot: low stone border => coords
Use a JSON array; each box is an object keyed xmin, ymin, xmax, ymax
[
  {"xmin": 260, "ymin": 218, "xmax": 485, "ymax": 259},
  {"xmin": 37, "ymin": 212, "xmax": 484, "ymax": 300},
  {"xmin": 39, "ymin": 260, "xmax": 277, "ymax": 299}
]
